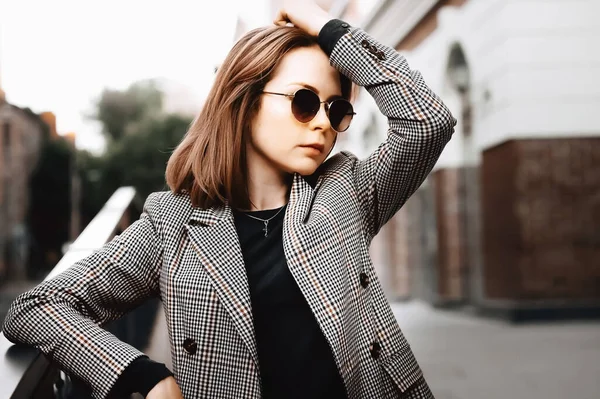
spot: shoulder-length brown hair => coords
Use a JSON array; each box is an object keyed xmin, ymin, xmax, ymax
[{"xmin": 166, "ymin": 25, "xmax": 352, "ymax": 210}]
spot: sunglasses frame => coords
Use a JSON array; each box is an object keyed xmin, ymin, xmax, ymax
[{"xmin": 262, "ymin": 88, "xmax": 356, "ymax": 132}]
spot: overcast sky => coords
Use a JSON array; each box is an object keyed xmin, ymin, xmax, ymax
[{"xmin": 0, "ymin": 0, "xmax": 271, "ymax": 153}]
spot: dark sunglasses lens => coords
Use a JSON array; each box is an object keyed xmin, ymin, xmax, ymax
[
  {"xmin": 329, "ymin": 100, "xmax": 354, "ymax": 132},
  {"xmin": 291, "ymin": 89, "xmax": 320, "ymax": 123}
]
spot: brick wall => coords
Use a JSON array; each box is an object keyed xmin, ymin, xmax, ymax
[
  {"xmin": 370, "ymin": 220, "xmax": 393, "ymax": 296},
  {"xmin": 433, "ymin": 168, "xmax": 467, "ymax": 302},
  {"xmin": 482, "ymin": 138, "xmax": 600, "ymax": 300},
  {"xmin": 399, "ymin": 184, "xmax": 439, "ymax": 303},
  {"xmin": 389, "ymin": 212, "xmax": 411, "ymax": 299},
  {"xmin": 374, "ymin": 213, "xmax": 413, "ymax": 300}
]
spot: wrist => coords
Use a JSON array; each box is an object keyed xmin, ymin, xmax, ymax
[
  {"xmin": 313, "ymin": 15, "xmax": 331, "ymax": 36},
  {"xmin": 317, "ymin": 19, "xmax": 350, "ymax": 56}
]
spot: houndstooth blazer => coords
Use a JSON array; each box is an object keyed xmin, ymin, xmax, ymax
[{"xmin": 4, "ymin": 25, "xmax": 455, "ymax": 399}]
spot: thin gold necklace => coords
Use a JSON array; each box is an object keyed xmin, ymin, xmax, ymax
[{"xmin": 244, "ymin": 206, "xmax": 286, "ymax": 237}]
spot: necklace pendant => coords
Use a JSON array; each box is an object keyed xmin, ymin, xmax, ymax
[{"xmin": 263, "ymin": 221, "xmax": 269, "ymax": 237}]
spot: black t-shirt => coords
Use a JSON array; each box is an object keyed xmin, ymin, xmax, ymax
[{"xmin": 233, "ymin": 205, "xmax": 347, "ymax": 399}]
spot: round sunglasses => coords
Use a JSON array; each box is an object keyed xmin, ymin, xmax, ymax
[{"xmin": 262, "ymin": 88, "xmax": 355, "ymax": 132}]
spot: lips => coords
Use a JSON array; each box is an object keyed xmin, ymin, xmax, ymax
[{"xmin": 300, "ymin": 143, "xmax": 325, "ymax": 153}]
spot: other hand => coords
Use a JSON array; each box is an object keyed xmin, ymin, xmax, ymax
[
  {"xmin": 147, "ymin": 376, "xmax": 184, "ymax": 399},
  {"xmin": 273, "ymin": 0, "xmax": 331, "ymax": 37}
]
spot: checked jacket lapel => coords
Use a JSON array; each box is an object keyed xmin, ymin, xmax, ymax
[
  {"xmin": 184, "ymin": 204, "xmax": 259, "ymax": 370},
  {"xmin": 283, "ymin": 174, "xmax": 351, "ymax": 379},
  {"xmin": 183, "ymin": 172, "xmax": 349, "ymax": 382}
]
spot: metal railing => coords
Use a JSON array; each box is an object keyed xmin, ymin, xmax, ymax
[{"xmin": 0, "ymin": 187, "xmax": 158, "ymax": 399}]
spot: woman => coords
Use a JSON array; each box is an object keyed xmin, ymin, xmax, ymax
[{"xmin": 3, "ymin": 1, "xmax": 455, "ymax": 398}]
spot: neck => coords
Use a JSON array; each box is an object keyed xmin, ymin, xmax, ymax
[{"xmin": 245, "ymin": 147, "xmax": 291, "ymax": 211}]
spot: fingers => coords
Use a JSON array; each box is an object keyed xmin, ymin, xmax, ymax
[
  {"xmin": 272, "ymin": 1, "xmax": 326, "ymax": 37},
  {"xmin": 273, "ymin": 9, "xmax": 289, "ymax": 26}
]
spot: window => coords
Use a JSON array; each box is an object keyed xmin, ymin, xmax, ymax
[
  {"xmin": 3, "ymin": 122, "xmax": 10, "ymax": 148},
  {"xmin": 3, "ymin": 122, "xmax": 11, "ymax": 166}
]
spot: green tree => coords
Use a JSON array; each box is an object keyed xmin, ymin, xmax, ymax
[
  {"xmin": 76, "ymin": 149, "xmax": 112, "ymax": 228},
  {"xmin": 101, "ymin": 113, "xmax": 191, "ymax": 201},
  {"xmin": 28, "ymin": 133, "xmax": 74, "ymax": 276},
  {"xmin": 92, "ymin": 80, "xmax": 164, "ymax": 143},
  {"xmin": 77, "ymin": 79, "xmax": 192, "ymax": 222}
]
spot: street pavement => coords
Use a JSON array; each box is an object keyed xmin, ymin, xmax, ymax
[{"xmin": 393, "ymin": 301, "xmax": 600, "ymax": 399}]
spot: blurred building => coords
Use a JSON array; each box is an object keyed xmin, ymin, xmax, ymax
[
  {"xmin": 0, "ymin": 75, "xmax": 81, "ymax": 282},
  {"xmin": 348, "ymin": 0, "xmax": 600, "ymax": 316},
  {"xmin": 0, "ymin": 97, "xmax": 47, "ymax": 281}
]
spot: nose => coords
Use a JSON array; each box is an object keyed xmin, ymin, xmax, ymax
[{"xmin": 309, "ymin": 102, "xmax": 331, "ymax": 131}]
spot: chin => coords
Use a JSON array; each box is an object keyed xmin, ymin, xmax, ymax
[{"xmin": 288, "ymin": 158, "xmax": 322, "ymax": 176}]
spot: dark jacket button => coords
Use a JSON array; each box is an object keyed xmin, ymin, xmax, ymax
[
  {"xmin": 183, "ymin": 338, "xmax": 197, "ymax": 355},
  {"xmin": 189, "ymin": 220, "xmax": 206, "ymax": 227},
  {"xmin": 341, "ymin": 23, "xmax": 349, "ymax": 28},
  {"xmin": 376, "ymin": 51, "xmax": 386, "ymax": 60},
  {"xmin": 369, "ymin": 341, "xmax": 381, "ymax": 359},
  {"xmin": 359, "ymin": 272, "xmax": 369, "ymax": 289},
  {"xmin": 361, "ymin": 40, "xmax": 371, "ymax": 49}
]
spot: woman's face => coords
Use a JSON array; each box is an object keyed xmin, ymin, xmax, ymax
[{"xmin": 249, "ymin": 44, "xmax": 343, "ymax": 177}]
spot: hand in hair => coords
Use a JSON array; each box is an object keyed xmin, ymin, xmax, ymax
[{"xmin": 273, "ymin": 0, "xmax": 331, "ymax": 37}]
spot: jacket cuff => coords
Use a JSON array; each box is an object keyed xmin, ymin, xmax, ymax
[
  {"xmin": 109, "ymin": 355, "xmax": 173, "ymax": 398},
  {"xmin": 318, "ymin": 19, "xmax": 351, "ymax": 56}
]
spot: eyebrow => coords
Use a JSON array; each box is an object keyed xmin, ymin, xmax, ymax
[{"xmin": 288, "ymin": 82, "xmax": 343, "ymax": 101}]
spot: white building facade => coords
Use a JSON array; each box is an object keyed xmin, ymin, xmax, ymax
[{"xmin": 343, "ymin": 0, "xmax": 600, "ymax": 313}]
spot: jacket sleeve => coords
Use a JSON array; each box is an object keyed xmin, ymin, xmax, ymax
[
  {"xmin": 2, "ymin": 192, "xmax": 165, "ymax": 399},
  {"xmin": 320, "ymin": 20, "xmax": 456, "ymax": 241}
]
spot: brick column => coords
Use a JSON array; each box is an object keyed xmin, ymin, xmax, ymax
[
  {"xmin": 391, "ymin": 211, "xmax": 411, "ymax": 299},
  {"xmin": 433, "ymin": 168, "xmax": 467, "ymax": 303},
  {"xmin": 482, "ymin": 138, "xmax": 600, "ymax": 300},
  {"xmin": 403, "ymin": 184, "xmax": 438, "ymax": 303}
]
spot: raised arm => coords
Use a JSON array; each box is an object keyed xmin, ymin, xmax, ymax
[
  {"xmin": 3, "ymin": 192, "xmax": 166, "ymax": 398},
  {"xmin": 321, "ymin": 20, "xmax": 456, "ymax": 241}
]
